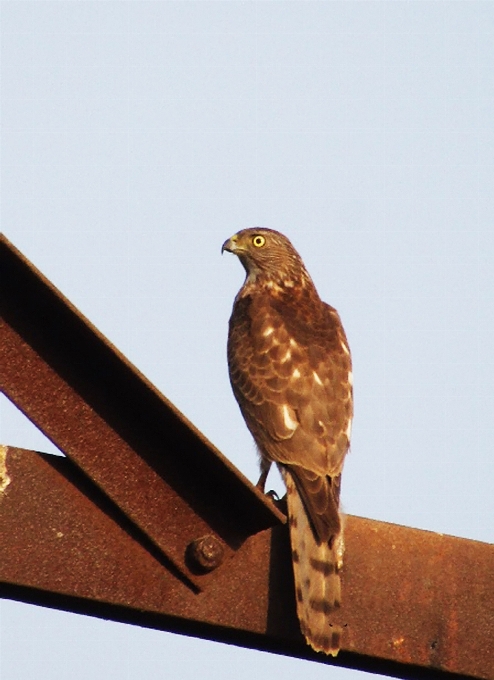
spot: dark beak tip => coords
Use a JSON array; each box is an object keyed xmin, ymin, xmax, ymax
[{"xmin": 221, "ymin": 239, "xmax": 233, "ymax": 255}]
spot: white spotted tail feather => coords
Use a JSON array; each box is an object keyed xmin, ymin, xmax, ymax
[{"xmin": 283, "ymin": 469, "xmax": 343, "ymax": 656}]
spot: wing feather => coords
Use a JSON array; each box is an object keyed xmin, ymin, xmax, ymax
[{"xmin": 228, "ymin": 294, "xmax": 352, "ymax": 479}]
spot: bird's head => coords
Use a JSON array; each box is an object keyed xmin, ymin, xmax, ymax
[{"xmin": 222, "ymin": 227, "xmax": 312, "ymax": 289}]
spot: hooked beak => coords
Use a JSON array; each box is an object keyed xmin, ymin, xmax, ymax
[{"xmin": 221, "ymin": 234, "xmax": 239, "ymax": 254}]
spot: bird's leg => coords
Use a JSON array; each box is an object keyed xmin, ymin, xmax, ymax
[
  {"xmin": 257, "ymin": 459, "xmax": 282, "ymax": 503},
  {"xmin": 256, "ymin": 458, "xmax": 272, "ymax": 492}
]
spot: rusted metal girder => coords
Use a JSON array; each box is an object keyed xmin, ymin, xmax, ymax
[
  {"xmin": 1, "ymin": 233, "xmax": 494, "ymax": 679},
  {"xmin": 2, "ymin": 446, "xmax": 493, "ymax": 680},
  {"xmin": 0, "ymin": 233, "xmax": 285, "ymax": 590}
]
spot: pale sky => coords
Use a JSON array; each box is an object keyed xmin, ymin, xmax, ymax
[{"xmin": 1, "ymin": 2, "xmax": 493, "ymax": 680}]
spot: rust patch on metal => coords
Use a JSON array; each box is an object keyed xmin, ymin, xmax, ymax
[{"xmin": 339, "ymin": 515, "xmax": 494, "ymax": 678}]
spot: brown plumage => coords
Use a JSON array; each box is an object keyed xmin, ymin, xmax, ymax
[{"xmin": 222, "ymin": 228, "xmax": 353, "ymax": 656}]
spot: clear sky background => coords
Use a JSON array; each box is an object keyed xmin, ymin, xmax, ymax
[{"xmin": 1, "ymin": 2, "xmax": 493, "ymax": 679}]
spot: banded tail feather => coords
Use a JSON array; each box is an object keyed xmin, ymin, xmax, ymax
[{"xmin": 283, "ymin": 469, "xmax": 343, "ymax": 656}]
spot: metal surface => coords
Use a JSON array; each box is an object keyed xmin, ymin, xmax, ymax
[
  {"xmin": 0, "ymin": 233, "xmax": 284, "ymax": 589},
  {"xmin": 0, "ymin": 447, "xmax": 287, "ymax": 642},
  {"xmin": 2, "ymin": 447, "xmax": 493, "ymax": 680},
  {"xmin": 2, "ymin": 234, "xmax": 494, "ymax": 679},
  {"xmin": 187, "ymin": 535, "xmax": 226, "ymax": 573}
]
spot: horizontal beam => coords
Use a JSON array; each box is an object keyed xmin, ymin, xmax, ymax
[
  {"xmin": 1, "ymin": 447, "xmax": 493, "ymax": 680},
  {"xmin": 0, "ymin": 233, "xmax": 284, "ymax": 589}
]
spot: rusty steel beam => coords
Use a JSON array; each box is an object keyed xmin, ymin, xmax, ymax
[
  {"xmin": 1, "ymin": 446, "xmax": 493, "ymax": 680},
  {"xmin": 0, "ymin": 233, "xmax": 284, "ymax": 589},
  {"xmin": 2, "ymin": 235, "xmax": 494, "ymax": 678}
]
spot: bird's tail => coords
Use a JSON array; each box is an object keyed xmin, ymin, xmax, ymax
[{"xmin": 283, "ymin": 469, "xmax": 344, "ymax": 656}]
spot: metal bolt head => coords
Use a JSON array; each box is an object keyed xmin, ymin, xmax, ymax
[{"xmin": 187, "ymin": 534, "xmax": 225, "ymax": 573}]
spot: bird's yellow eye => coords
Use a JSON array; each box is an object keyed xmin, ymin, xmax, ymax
[{"xmin": 252, "ymin": 235, "xmax": 266, "ymax": 248}]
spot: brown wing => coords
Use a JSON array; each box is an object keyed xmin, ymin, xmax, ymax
[{"xmin": 228, "ymin": 290, "xmax": 352, "ymax": 542}]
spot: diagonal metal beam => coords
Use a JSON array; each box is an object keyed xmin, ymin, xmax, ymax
[
  {"xmin": 0, "ymin": 233, "xmax": 284, "ymax": 589},
  {"xmin": 1, "ymin": 446, "xmax": 493, "ymax": 680}
]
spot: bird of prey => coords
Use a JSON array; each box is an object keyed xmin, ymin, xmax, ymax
[{"xmin": 222, "ymin": 227, "xmax": 353, "ymax": 656}]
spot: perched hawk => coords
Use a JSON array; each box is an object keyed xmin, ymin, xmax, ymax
[{"xmin": 222, "ymin": 228, "xmax": 352, "ymax": 656}]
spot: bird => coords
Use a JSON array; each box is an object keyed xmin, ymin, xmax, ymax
[{"xmin": 222, "ymin": 227, "xmax": 353, "ymax": 656}]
